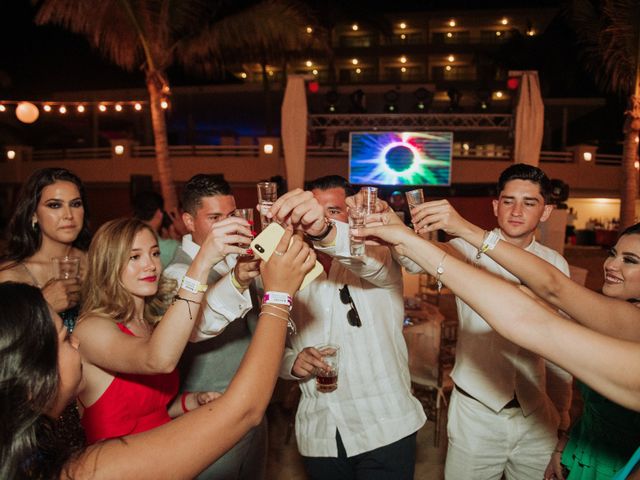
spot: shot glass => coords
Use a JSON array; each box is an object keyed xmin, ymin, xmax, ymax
[
  {"xmin": 52, "ymin": 256, "xmax": 80, "ymax": 280},
  {"xmin": 359, "ymin": 186, "xmax": 379, "ymax": 214},
  {"xmin": 405, "ymin": 188, "xmax": 425, "ymax": 210},
  {"xmin": 257, "ymin": 182, "xmax": 278, "ymax": 229},
  {"xmin": 233, "ymin": 208, "xmax": 255, "ymax": 256},
  {"xmin": 315, "ymin": 344, "xmax": 340, "ymax": 393},
  {"xmin": 348, "ymin": 206, "xmax": 366, "ymax": 256}
]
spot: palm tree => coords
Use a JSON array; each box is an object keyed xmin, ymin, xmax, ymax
[
  {"xmin": 35, "ymin": 0, "xmax": 317, "ymax": 214},
  {"xmin": 569, "ymin": 0, "xmax": 640, "ymax": 230}
]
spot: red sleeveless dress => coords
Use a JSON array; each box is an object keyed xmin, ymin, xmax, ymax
[{"xmin": 80, "ymin": 323, "xmax": 180, "ymax": 444}]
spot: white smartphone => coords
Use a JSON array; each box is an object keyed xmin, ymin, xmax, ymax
[{"xmin": 250, "ymin": 223, "xmax": 323, "ymax": 290}]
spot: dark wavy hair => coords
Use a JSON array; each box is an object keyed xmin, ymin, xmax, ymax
[
  {"xmin": 2, "ymin": 168, "xmax": 91, "ymax": 263},
  {"xmin": 0, "ymin": 282, "xmax": 69, "ymax": 479},
  {"xmin": 306, "ymin": 175, "xmax": 356, "ymax": 196},
  {"xmin": 497, "ymin": 163, "xmax": 552, "ymax": 204}
]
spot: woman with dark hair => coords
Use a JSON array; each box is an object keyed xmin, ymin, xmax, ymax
[
  {"xmin": 0, "ymin": 226, "xmax": 315, "ymax": 479},
  {"xmin": 0, "ymin": 167, "xmax": 91, "ymax": 332},
  {"xmin": 0, "ymin": 167, "xmax": 91, "ymax": 450}
]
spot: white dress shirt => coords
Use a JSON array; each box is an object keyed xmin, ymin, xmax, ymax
[
  {"xmin": 280, "ymin": 221, "xmax": 426, "ymax": 457},
  {"xmin": 163, "ymin": 234, "xmax": 253, "ymax": 342}
]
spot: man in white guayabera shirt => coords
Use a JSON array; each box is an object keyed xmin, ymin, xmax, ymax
[{"xmin": 270, "ymin": 176, "xmax": 425, "ymax": 480}]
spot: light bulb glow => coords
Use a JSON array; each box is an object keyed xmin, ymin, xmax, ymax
[
  {"xmin": 77, "ymin": 105, "xmax": 85, "ymax": 113},
  {"xmin": 99, "ymin": 104, "xmax": 107, "ymax": 112},
  {"xmin": 134, "ymin": 103, "xmax": 142, "ymax": 111},
  {"xmin": 58, "ymin": 106, "xmax": 67, "ymax": 114}
]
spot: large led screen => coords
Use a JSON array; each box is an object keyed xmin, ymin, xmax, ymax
[{"xmin": 349, "ymin": 131, "xmax": 452, "ymax": 186}]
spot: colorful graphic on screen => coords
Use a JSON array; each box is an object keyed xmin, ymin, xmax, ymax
[{"xmin": 349, "ymin": 131, "xmax": 452, "ymax": 186}]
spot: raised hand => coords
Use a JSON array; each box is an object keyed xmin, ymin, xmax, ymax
[
  {"xmin": 266, "ymin": 189, "xmax": 326, "ymax": 236},
  {"xmin": 411, "ymin": 199, "xmax": 473, "ymax": 238},
  {"xmin": 353, "ymin": 213, "xmax": 417, "ymax": 257},
  {"xmin": 41, "ymin": 277, "xmax": 81, "ymax": 312},
  {"xmin": 291, "ymin": 346, "xmax": 331, "ymax": 379},
  {"xmin": 197, "ymin": 216, "xmax": 253, "ymax": 267},
  {"xmin": 233, "ymin": 257, "xmax": 261, "ymax": 290},
  {"xmin": 260, "ymin": 227, "xmax": 316, "ymax": 296}
]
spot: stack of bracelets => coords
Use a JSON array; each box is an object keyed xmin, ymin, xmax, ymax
[{"xmin": 261, "ymin": 291, "xmax": 296, "ymax": 334}]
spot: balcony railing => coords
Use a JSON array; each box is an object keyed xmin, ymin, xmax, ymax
[{"xmin": 19, "ymin": 144, "xmax": 620, "ymax": 166}]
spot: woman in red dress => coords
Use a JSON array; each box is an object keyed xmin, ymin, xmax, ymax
[{"xmin": 74, "ymin": 218, "xmax": 238, "ymax": 443}]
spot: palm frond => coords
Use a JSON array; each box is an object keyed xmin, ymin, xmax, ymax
[
  {"xmin": 177, "ymin": 0, "xmax": 326, "ymax": 77},
  {"xmin": 569, "ymin": 0, "xmax": 640, "ymax": 95}
]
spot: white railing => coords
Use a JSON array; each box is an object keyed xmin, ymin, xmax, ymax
[{"xmin": 25, "ymin": 144, "xmax": 623, "ymax": 165}]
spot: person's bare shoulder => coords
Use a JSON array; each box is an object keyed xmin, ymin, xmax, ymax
[{"xmin": 0, "ymin": 262, "xmax": 31, "ymax": 283}]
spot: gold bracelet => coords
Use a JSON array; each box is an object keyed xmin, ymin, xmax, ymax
[
  {"xmin": 262, "ymin": 303, "xmax": 290, "ymax": 315},
  {"xmin": 259, "ymin": 310, "xmax": 297, "ymax": 335}
]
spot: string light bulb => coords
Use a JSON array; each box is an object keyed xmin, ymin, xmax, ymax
[
  {"xmin": 99, "ymin": 104, "xmax": 107, "ymax": 112},
  {"xmin": 160, "ymin": 100, "xmax": 169, "ymax": 109},
  {"xmin": 58, "ymin": 105, "xmax": 67, "ymax": 114},
  {"xmin": 134, "ymin": 103, "xmax": 142, "ymax": 111},
  {"xmin": 76, "ymin": 105, "xmax": 85, "ymax": 113},
  {"xmin": 0, "ymin": 104, "xmax": 6, "ymax": 112}
]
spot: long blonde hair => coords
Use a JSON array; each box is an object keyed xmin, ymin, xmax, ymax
[{"xmin": 80, "ymin": 218, "xmax": 176, "ymax": 326}]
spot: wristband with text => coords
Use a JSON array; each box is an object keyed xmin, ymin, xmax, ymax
[
  {"xmin": 180, "ymin": 275, "xmax": 208, "ymax": 294},
  {"xmin": 263, "ymin": 291, "xmax": 292, "ymax": 308}
]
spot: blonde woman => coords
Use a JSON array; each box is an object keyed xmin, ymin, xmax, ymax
[
  {"xmin": 0, "ymin": 226, "xmax": 315, "ymax": 479},
  {"xmin": 74, "ymin": 217, "xmax": 252, "ymax": 443}
]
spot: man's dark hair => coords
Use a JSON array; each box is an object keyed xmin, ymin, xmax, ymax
[
  {"xmin": 132, "ymin": 191, "xmax": 164, "ymax": 221},
  {"xmin": 181, "ymin": 174, "xmax": 232, "ymax": 215},
  {"xmin": 306, "ymin": 175, "xmax": 356, "ymax": 196},
  {"xmin": 497, "ymin": 163, "xmax": 552, "ymax": 204}
]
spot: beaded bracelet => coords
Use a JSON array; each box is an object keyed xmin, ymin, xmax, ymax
[{"xmin": 172, "ymin": 295, "xmax": 201, "ymax": 321}]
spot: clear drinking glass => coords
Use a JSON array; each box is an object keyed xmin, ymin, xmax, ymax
[
  {"xmin": 348, "ymin": 206, "xmax": 366, "ymax": 256},
  {"xmin": 257, "ymin": 182, "xmax": 278, "ymax": 229},
  {"xmin": 52, "ymin": 256, "xmax": 80, "ymax": 280},
  {"xmin": 359, "ymin": 186, "xmax": 379, "ymax": 214},
  {"xmin": 405, "ymin": 188, "xmax": 425, "ymax": 210},
  {"xmin": 315, "ymin": 344, "xmax": 340, "ymax": 393},
  {"xmin": 233, "ymin": 208, "xmax": 254, "ymax": 256}
]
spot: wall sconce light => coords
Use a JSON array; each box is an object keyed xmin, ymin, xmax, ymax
[
  {"xmin": 583, "ymin": 151, "xmax": 593, "ymax": 161},
  {"xmin": 6, "ymin": 150, "xmax": 16, "ymax": 160},
  {"xmin": 114, "ymin": 145, "xmax": 125, "ymax": 155},
  {"xmin": 263, "ymin": 143, "xmax": 274, "ymax": 155}
]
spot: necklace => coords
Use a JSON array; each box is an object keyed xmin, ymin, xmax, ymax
[{"xmin": 21, "ymin": 262, "xmax": 42, "ymax": 288}]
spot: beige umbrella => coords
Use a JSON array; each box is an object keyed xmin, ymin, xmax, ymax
[
  {"xmin": 513, "ymin": 71, "xmax": 544, "ymax": 166},
  {"xmin": 281, "ymin": 75, "xmax": 308, "ymax": 190}
]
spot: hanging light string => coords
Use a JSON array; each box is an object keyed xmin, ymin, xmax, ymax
[{"xmin": 0, "ymin": 99, "xmax": 161, "ymax": 114}]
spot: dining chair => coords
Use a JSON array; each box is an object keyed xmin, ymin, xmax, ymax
[{"xmin": 404, "ymin": 314, "xmax": 458, "ymax": 447}]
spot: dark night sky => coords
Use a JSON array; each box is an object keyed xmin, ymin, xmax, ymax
[{"xmin": 1, "ymin": 0, "xmax": 566, "ymax": 98}]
